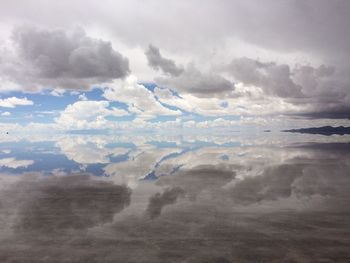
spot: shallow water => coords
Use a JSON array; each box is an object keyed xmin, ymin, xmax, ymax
[{"xmin": 0, "ymin": 132, "xmax": 349, "ymax": 262}]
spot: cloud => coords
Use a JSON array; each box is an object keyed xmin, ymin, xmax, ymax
[
  {"xmin": 1, "ymin": 111, "xmax": 11, "ymax": 116},
  {"xmin": 0, "ymin": 26, "xmax": 130, "ymax": 91},
  {"xmin": 78, "ymin": 93, "xmax": 88, "ymax": 101},
  {"xmin": 0, "ymin": 97, "xmax": 33, "ymax": 108},
  {"xmin": 145, "ymin": 45, "xmax": 234, "ymax": 97},
  {"xmin": 156, "ymin": 64, "xmax": 234, "ymax": 97},
  {"xmin": 291, "ymin": 64, "xmax": 350, "ymax": 119},
  {"xmin": 154, "ymin": 87, "xmax": 237, "ymax": 116},
  {"xmin": 0, "ymin": 157, "xmax": 34, "ymax": 169},
  {"xmin": 153, "ymin": 83, "xmax": 308, "ymax": 118},
  {"xmin": 145, "ymin": 44, "xmax": 184, "ymax": 76},
  {"xmin": 227, "ymin": 58, "xmax": 339, "ymax": 100},
  {"xmin": 0, "ymin": 1, "xmax": 349, "ymax": 122},
  {"xmin": 1, "ymin": 1, "xmax": 350, "ymax": 61},
  {"xmin": 226, "ymin": 57, "xmax": 350, "ymax": 119},
  {"xmin": 50, "ymin": 88, "xmax": 65, "ymax": 97},
  {"xmin": 55, "ymin": 100, "xmax": 129, "ymax": 129},
  {"xmin": 103, "ymin": 75, "xmax": 182, "ymax": 120},
  {"xmin": 227, "ymin": 57, "xmax": 303, "ymax": 98}
]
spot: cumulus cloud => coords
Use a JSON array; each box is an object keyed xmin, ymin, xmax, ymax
[
  {"xmin": 153, "ymin": 83, "xmax": 309, "ymax": 118},
  {"xmin": 50, "ymin": 88, "xmax": 65, "ymax": 97},
  {"xmin": 145, "ymin": 45, "xmax": 234, "ymax": 97},
  {"xmin": 0, "ymin": 157, "xmax": 34, "ymax": 169},
  {"xmin": 78, "ymin": 93, "xmax": 88, "ymax": 101},
  {"xmin": 145, "ymin": 44, "xmax": 184, "ymax": 76},
  {"xmin": 156, "ymin": 64, "xmax": 234, "ymax": 97},
  {"xmin": 228, "ymin": 57, "xmax": 303, "ymax": 98},
  {"xmin": 1, "ymin": 111, "xmax": 11, "ymax": 116},
  {"xmin": 0, "ymin": 1, "xmax": 349, "ymax": 122},
  {"xmin": 292, "ymin": 64, "xmax": 350, "ymax": 119},
  {"xmin": 0, "ymin": 26, "xmax": 130, "ymax": 91},
  {"xmin": 103, "ymin": 75, "xmax": 182, "ymax": 120},
  {"xmin": 154, "ymin": 87, "xmax": 237, "ymax": 116},
  {"xmin": 55, "ymin": 100, "xmax": 129, "ymax": 129},
  {"xmin": 227, "ymin": 57, "xmax": 350, "ymax": 119},
  {"xmin": 228, "ymin": 58, "xmax": 339, "ymax": 100},
  {"xmin": 0, "ymin": 97, "xmax": 33, "ymax": 108}
]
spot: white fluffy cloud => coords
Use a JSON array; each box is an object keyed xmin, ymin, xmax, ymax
[
  {"xmin": 0, "ymin": 97, "xmax": 33, "ymax": 108},
  {"xmin": 103, "ymin": 75, "xmax": 181, "ymax": 120},
  {"xmin": 0, "ymin": 157, "xmax": 34, "ymax": 169},
  {"xmin": 1, "ymin": 111, "xmax": 11, "ymax": 116},
  {"xmin": 55, "ymin": 100, "xmax": 129, "ymax": 129}
]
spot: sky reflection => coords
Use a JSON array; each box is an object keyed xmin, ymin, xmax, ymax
[{"xmin": 0, "ymin": 133, "xmax": 349, "ymax": 262}]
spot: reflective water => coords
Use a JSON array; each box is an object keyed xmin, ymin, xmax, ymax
[{"xmin": 0, "ymin": 132, "xmax": 349, "ymax": 262}]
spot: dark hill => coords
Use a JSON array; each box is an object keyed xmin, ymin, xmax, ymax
[{"xmin": 283, "ymin": 126, "xmax": 350, "ymax": 136}]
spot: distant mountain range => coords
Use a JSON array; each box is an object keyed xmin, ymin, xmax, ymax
[{"xmin": 283, "ymin": 126, "xmax": 350, "ymax": 135}]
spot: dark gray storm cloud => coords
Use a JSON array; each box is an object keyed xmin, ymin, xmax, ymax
[
  {"xmin": 294, "ymin": 107, "xmax": 350, "ymax": 120},
  {"xmin": 0, "ymin": 26, "xmax": 130, "ymax": 91},
  {"xmin": 145, "ymin": 44, "xmax": 184, "ymax": 76}
]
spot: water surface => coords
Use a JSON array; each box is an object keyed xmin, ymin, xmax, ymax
[{"xmin": 0, "ymin": 132, "xmax": 349, "ymax": 262}]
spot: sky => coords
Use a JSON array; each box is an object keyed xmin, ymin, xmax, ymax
[{"xmin": 0, "ymin": 0, "xmax": 350, "ymax": 133}]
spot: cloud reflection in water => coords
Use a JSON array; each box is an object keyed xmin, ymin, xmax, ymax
[{"xmin": 0, "ymin": 134, "xmax": 349, "ymax": 262}]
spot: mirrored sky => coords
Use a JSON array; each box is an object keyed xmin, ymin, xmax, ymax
[{"xmin": 0, "ymin": 133, "xmax": 350, "ymax": 262}]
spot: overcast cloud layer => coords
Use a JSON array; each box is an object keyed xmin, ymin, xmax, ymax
[{"xmin": 0, "ymin": 0, "xmax": 349, "ymax": 130}]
